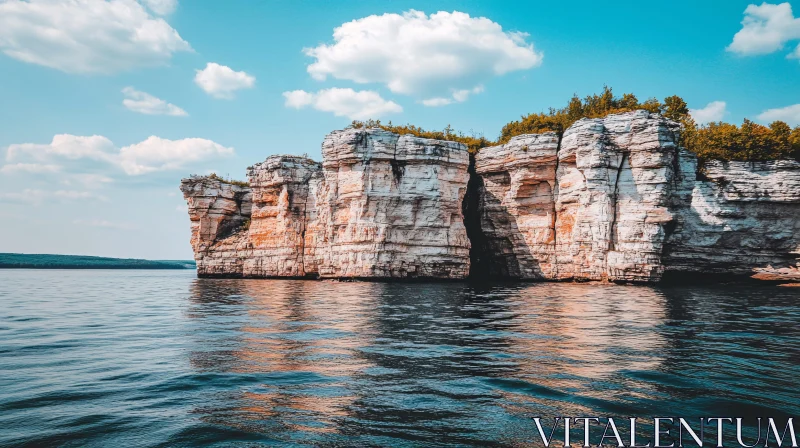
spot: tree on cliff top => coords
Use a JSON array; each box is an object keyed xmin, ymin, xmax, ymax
[
  {"xmin": 498, "ymin": 86, "xmax": 668, "ymax": 142},
  {"xmin": 353, "ymin": 86, "xmax": 800, "ymax": 161},
  {"xmin": 348, "ymin": 119, "xmax": 492, "ymax": 153}
]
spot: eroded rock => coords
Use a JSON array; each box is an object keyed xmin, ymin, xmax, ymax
[{"xmin": 181, "ymin": 113, "xmax": 800, "ymax": 283}]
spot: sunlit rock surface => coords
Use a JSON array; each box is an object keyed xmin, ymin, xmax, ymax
[
  {"xmin": 245, "ymin": 155, "xmax": 321, "ymax": 278},
  {"xmin": 472, "ymin": 133, "xmax": 560, "ymax": 279},
  {"xmin": 182, "ymin": 112, "xmax": 800, "ymax": 283},
  {"xmin": 474, "ymin": 111, "xmax": 681, "ymax": 282},
  {"xmin": 310, "ymin": 129, "xmax": 471, "ymax": 278},
  {"xmin": 179, "ymin": 177, "xmax": 252, "ymax": 277},
  {"xmin": 182, "ymin": 129, "xmax": 471, "ymax": 279},
  {"xmin": 664, "ymin": 154, "xmax": 800, "ymax": 281}
]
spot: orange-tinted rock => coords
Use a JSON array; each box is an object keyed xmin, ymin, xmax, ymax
[{"xmin": 181, "ymin": 114, "xmax": 800, "ymax": 284}]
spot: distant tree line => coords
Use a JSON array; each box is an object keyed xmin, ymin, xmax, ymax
[{"xmin": 0, "ymin": 253, "xmax": 196, "ymax": 270}]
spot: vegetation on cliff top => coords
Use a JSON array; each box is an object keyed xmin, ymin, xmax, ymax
[
  {"xmin": 206, "ymin": 173, "xmax": 249, "ymax": 187},
  {"xmin": 350, "ymin": 86, "xmax": 800, "ymax": 162},
  {"xmin": 348, "ymin": 120, "xmax": 492, "ymax": 153}
]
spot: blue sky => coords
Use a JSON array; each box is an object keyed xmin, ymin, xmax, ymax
[{"xmin": 1, "ymin": 0, "xmax": 799, "ymax": 259}]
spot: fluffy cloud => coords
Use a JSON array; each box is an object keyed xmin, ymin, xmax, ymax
[
  {"xmin": 7, "ymin": 135, "xmax": 117, "ymax": 162},
  {"xmin": 0, "ymin": 0, "xmax": 191, "ymax": 74},
  {"xmin": 119, "ymin": 136, "xmax": 234, "ymax": 175},
  {"xmin": 4, "ymin": 134, "xmax": 233, "ymax": 177},
  {"xmin": 141, "ymin": 0, "xmax": 177, "ymax": 15},
  {"xmin": 758, "ymin": 103, "xmax": 800, "ymax": 126},
  {"xmin": 0, "ymin": 189, "xmax": 108, "ymax": 204},
  {"xmin": 304, "ymin": 10, "xmax": 542, "ymax": 102},
  {"xmin": 727, "ymin": 2, "xmax": 800, "ymax": 57},
  {"xmin": 73, "ymin": 219, "xmax": 136, "ymax": 230},
  {"xmin": 283, "ymin": 88, "xmax": 402, "ymax": 119},
  {"xmin": 122, "ymin": 87, "xmax": 187, "ymax": 116},
  {"xmin": 690, "ymin": 101, "xmax": 727, "ymax": 125},
  {"xmin": 0, "ymin": 163, "xmax": 61, "ymax": 174},
  {"xmin": 61, "ymin": 174, "xmax": 115, "ymax": 189},
  {"xmin": 195, "ymin": 63, "xmax": 256, "ymax": 99},
  {"xmin": 422, "ymin": 86, "xmax": 484, "ymax": 107}
]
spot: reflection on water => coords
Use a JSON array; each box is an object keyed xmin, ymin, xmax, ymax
[{"xmin": 1, "ymin": 270, "xmax": 798, "ymax": 447}]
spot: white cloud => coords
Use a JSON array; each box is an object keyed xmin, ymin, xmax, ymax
[
  {"xmin": 7, "ymin": 135, "xmax": 117, "ymax": 162},
  {"xmin": 422, "ymin": 85, "xmax": 484, "ymax": 107},
  {"xmin": 283, "ymin": 88, "xmax": 402, "ymax": 119},
  {"xmin": 122, "ymin": 87, "xmax": 187, "ymax": 116},
  {"xmin": 0, "ymin": 0, "xmax": 191, "ymax": 74},
  {"xmin": 119, "ymin": 136, "xmax": 234, "ymax": 175},
  {"xmin": 5, "ymin": 134, "xmax": 234, "ymax": 177},
  {"xmin": 141, "ymin": 0, "xmax": 177, "ymax": 15},
  {"xmin": 304, "ymin": 10, "xmax": 542, "ymax": 101},
  {"xmin": 0, "ymin": 163, "xmax": 61, "ymax": 174},
  {"xmin": 791, "ymin": 43, "xmax": 800, "ymax": 59},
  {"xmin": 690, "ymin": 101, "xmax": 727, "ymax": 125},
  {"xmin": 758, "ymin": 103, "xmax": 800, "ymax": 126},
  {"xmin": 195, "ymin": 63, "xmax": 255, "ymax": 99},
  {"xmin": 176, "ymin": 204, "xmax": 188, "ymax": 212},
  {"xmin": 283, "ymin": 90, "xmax": 316, "ymax": 108},
  {"xmin": 73, "ymin": 219, "xmax": 136, "ymax": 230},
  {"xmin": 61, "ymin": 173, "xmax": 115, "ymax": 189},
  {"xmin": 0, "ymin": 189, "xmax": 107, "ymax": 204},
  {"xmin": 727, "ymin": 2, "xmax": 800, "ymax": 56}
]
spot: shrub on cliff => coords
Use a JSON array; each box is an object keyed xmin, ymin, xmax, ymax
[
  {"xmin": 498, "ymin": 86, "xmax": 674, "ymax": 143},
  {"xmin": 686, "ymin": 119, "xmax": 800, "ymax": 162},
  {"xmin": 348, "ymin": 119, "xmax": 491, "ymax": 153},
  {"xmin": 207, "ymin": 172, "xmax": 249, "ymax": 187},
  {"xmin": 354, "ymin": 87, "xmax": 800, "ymax": 162}
]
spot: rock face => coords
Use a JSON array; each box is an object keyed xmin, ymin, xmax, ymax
[
  {"xmin": 179, "ymin": 177, "xmax": 252, "ymax": 277},
  {"xmin": 182, "ymin": 129, "xmax": 471, "ymax": 279},
  {"xmin": 181, "ymin": 112, "xmax": 800, "ymax": 283},
  {"xmin": 473, "ymin": 111, "xmax": 682, "ymax": 282},
  {"xmin": 664, "ymin": 155, "xmax": 800, "ymax": 281},
  {"xmin": 310, "ymin": 129, "xmax": 471, "ymax": 278}
]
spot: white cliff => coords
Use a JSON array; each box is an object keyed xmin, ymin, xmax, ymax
[
  {"xmin": 474, "ymin": 111, "xmax": 681, "ymax": 282},
  {"xmin": 664, "ymin": 154, "xmax": 800, "ymax": 281},
  {"xmin": 181, "ymin": 112, "xmax": 800, "ymax": 283},
  {"xmin": 309, "ymin": 128, "xmax": 471, "ymax": 278},
  {"xmin": 182, "ymin": 129, "xmax": 471, "ymax": 279}
]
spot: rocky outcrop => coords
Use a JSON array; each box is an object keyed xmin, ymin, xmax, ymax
[
  {"xmin": 309, "ymin": 129, "xmax": 471, "ymax": 278},
  {"xmin": 473, "ymin": 111, "xmax": 682, "ymax": 282},
  {"xmin": 664, "ymin": 155, "xmax": 800, "ymax": 281},
  {"xmin": 179, "ymin": 177, "xmax": 252, "ymax": 277},
  {"xmin": 472, "ymin": 133, "xmax": 560, "ymax": 279},
  {"xmin": 182, "ymin": 129, "xmax": 471, "ymax": 279},
  {"xmin": 245, "ymin": 156, "xmax": 321, "ymax": 278},
  {"xmin": 181, "ymin": 111, "xmax": 800, "ymax": 283}
]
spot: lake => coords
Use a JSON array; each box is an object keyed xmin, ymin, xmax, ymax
[{"xmin": 1, "ymin": 270, "xmax": 798, "ymax": 447}]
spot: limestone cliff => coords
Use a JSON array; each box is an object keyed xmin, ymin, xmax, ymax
[
  {"xmin": 181, "ymin": 111, "xmax": 800, "ymax": 283},
  {"xmin": 665, "ymin": 155, "xmax": 800, "ymax": 281},
  {"xmin": 182, "ymin": 129, "xmax": 470, "ymax": 279},
  {"xmin": 474, "ymin": 111, "xmax": 681, "ymax": 282},
  {"xmin": 179, "ymin": 176, "xmax": 252, "ymax": 277}
]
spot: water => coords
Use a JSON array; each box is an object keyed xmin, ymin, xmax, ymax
[{"xmin": 1, "ymin": 270, "xmax": 798, "ymax": 447}]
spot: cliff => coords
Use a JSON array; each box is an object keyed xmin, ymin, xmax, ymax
[
  {"xmin": 181, "ymin": 111, "xmax": 800, "ymax": 283},
  {"xmin": 181, "ymin": 129, "xmax": 470, "ymax": 279}
]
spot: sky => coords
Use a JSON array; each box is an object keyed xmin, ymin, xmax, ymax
[{"xmin": 1, "ymin": 0, "xmax": 799, "ymax": 260}]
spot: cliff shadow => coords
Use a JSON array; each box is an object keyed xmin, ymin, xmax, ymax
[{"xmin": 462, "ymin": 155, "xmax": 542, "ymax": 281}]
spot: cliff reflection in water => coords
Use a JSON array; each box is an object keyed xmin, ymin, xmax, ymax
[
  {"xmin": 184, "ymin": 280, "xmax": 714, "ymax": 445},
  {"xmin": 4, "ymin": 270, "xmax": 798, "ymax": 447}
]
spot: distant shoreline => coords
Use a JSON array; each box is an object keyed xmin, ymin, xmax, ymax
[{"xmin": 0, "ymin": 253, "xmax": 196, "ymax": 270}]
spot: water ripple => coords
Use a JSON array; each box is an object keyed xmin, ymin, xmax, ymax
[{"xmin": 1, "ymin": 270, "xmax": 798, "ymax": 447}]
